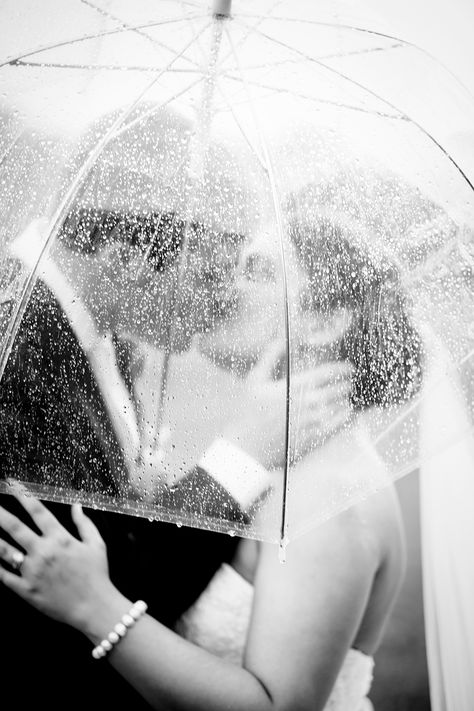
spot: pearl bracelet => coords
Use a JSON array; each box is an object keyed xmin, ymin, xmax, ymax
[{"xmin": 91, "ymin": 600, "xmax": 148, "ymax": 659}]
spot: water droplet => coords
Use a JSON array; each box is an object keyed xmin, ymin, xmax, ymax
[{"xmin": 279, "ymin": 535, "xmax": 289, "ymax": 564}]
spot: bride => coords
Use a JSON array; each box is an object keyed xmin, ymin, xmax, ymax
[{"xmin": 0, "ymin": 215, "xmax": 423, "ymax": 710}]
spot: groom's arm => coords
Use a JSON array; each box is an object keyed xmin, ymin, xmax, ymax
[{"xmin": 161, "ymin": 360, "xmax": 356, "ymax": 524}]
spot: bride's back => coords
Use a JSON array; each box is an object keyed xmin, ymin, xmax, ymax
[{"xmin": 232, "ymin": 421, "xmax": 406, "ymax": 659}]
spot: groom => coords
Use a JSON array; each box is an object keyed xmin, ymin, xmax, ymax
[{"xmin": 0, "ymin": 109, "xmax": 352, "ymax": 709}]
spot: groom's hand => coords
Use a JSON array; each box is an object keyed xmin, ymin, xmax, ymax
[{"xmin": 221, "ymin": 341, "xmax": 354, "ymax": 471}]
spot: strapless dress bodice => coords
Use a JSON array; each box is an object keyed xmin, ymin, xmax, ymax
[{"xmin": 175, "ymin": 563, "xmax": 374, "ymax": 710}]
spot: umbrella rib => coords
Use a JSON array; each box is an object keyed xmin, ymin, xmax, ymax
[
  {"xmin": 0, "ymin": 20, "xmax": 213, "ymax": 387},
  {"xmin": 136, "ymin": 15, "xmax": 229, "ymax": 434},
  {"xmin": 214, "ymin": 80, "xmax": 267, "ymax": 173},
  {"xmin": 234, "ymin": 13, "xmax": 474, "ymax": 100},
  {"xmin": 403, "ymin": 233, "xmax": 473, "ymax": 290},
  {"xmin": 220, "ymin": 41, "xmax": 404, "ymax": 71},
  {"xmin": 211, "ymin": 1, "xmax": 285, "ymax": 77},
  {"xmin": 79, "ymin": 0, "xmax": 200, "ymax": 19},
  {"xmin": 223, "ymin": 23, "xmax": 292, "ymax": 553},
  {"xmin": 112, "ymin": 76, "xmax": 204, "ymax": 141},
  {"xmin": 171, "ymin": 0, "xmax": 204, "ymax": 8},
  {"xmin": 219, "ymin": 72, "xmax": 403, "ymax": 120},
  {"xmin": 78, "ymin": 0, "xmax": 204, "ymax": 72},
  {"xmin": 185, "ymin": 3, "xmax": 267, "ymax": 75},
  {"xmin": 10, "ymin": 59, "xmax": 204, "ymax": 74},
  {"xmin": 0, "ymin": 14, "xmax": 205, "ymax": 70},
  {"xmin": 177, "ymin": 10, "xmax": 228, "ymax": 74},
  {"xmin": 198, "ymin": 46, "xmax": 397, "ymax": 76},
  {"xmin": 294, "ymin": 379, "xmax": 473, "ymax": 543},
  {"xmin": 235, "ymin": 18, "xmax": 474, "ymax": 195},
  {"xmin": 306, "ymin": 41, "xmax": 404, "ymax": 62},
  {"xmin": 0, "ymin": 128, "xmax": 25, "ymax": 168},
  {"xmin": 459, "ymin": 344, "xmax": 474, "ymax": 369}
]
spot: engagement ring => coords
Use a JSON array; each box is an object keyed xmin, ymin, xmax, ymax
[{"xmin": 11, "ymin": 550, "xmax": 25, "ymax": 574}]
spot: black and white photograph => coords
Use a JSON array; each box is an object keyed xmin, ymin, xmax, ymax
[{"xmin": 0, "ymin": 2, "xmax": 473, "ymax": 709}]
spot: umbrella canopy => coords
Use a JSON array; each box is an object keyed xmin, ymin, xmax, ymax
[{"xmin": 0, "ymin": 0, "xmax": 473, "ymax": 550}]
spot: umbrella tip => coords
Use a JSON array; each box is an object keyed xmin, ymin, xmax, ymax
[{"xmin": 212, "ymin": 0, "xmax": 232, "ymax": 18}]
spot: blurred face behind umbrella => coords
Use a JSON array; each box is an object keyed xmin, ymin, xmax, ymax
[
  {"xmin": 197, "ymin": 220, "xmax": 286, "ymax": 372},
  {"xmin": 57, "ymin": 207, "xmax": 246, "ymax": 352},
  {"xmin": 51, "ymin": 103, "xmax": 256, "ymax": 353},
  {"xmin": 197, "ymin": 202, "xmax": 424, "ymax": 418},
  {"xmin": 196, "ymin": 217, "xmax": 352, "ymax": 375}
]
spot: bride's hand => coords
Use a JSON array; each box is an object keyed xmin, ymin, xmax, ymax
[{"xmin": 0, "ymin": 490, "xmax": 115, "ymax": 630}]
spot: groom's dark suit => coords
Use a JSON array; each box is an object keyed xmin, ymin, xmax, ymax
[{"xmin": 0, "ymin": 277, "xmax": 241, "ymax": 710}]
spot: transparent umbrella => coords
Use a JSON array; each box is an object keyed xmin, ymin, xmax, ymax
[
  {"xmin": 1, "ymin": 7, "xmax": 474, "ymax": 706},
  {"xmin": 0, "ymin": 0, "xmax": 473, "ymax": 547}
]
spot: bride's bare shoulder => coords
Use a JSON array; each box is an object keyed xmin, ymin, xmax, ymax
[{"xmin": 296, "ymin": 482, "xmax": 403, "ymax": 564}]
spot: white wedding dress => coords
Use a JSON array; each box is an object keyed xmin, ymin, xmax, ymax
[{"xmin": 175, "ymin": 562, "xmax": 374, "ymax": 710}]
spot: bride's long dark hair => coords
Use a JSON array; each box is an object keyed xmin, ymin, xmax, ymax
[{"xmin": 289, "ymin": 217, "xmax": 424, "ymax": 410}]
